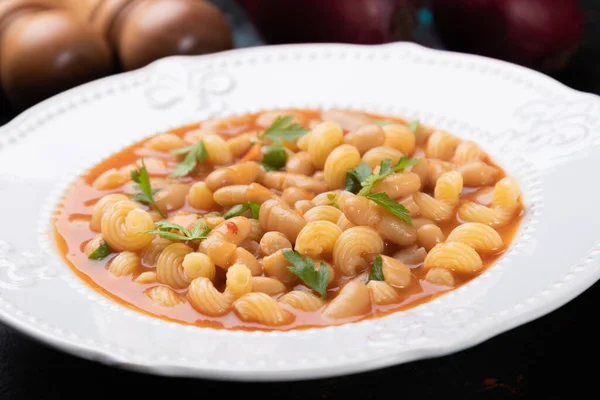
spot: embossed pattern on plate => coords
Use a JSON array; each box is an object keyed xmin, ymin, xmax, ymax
[{"xmin": 0, "ymin": 43, "xmax": 598, "ymax": 381}]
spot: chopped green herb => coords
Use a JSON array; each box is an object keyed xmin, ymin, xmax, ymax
[
  {"xmin": 372, "ymin": 119, "xmax": 392, "ymax": 126},
  {"xmin": 144, "ymin": 220, "xmax": 210, "ymax": 241},
  {"xmin": 283, "ymin": 250, "xmax": 329, "ymax": 298},
  {"xmin": 223, "ymin": 202, "xmax": 261, "ymax": 220},
  {"xmin": 327, "ymin": 193, "xmax": 336, "ymax": 201},
  {"xmin": 408, "ymin": 120, "xmax": 420, "ymax": 133},
  {"xmin": 130, "ymin": 160, "xmax": 166, "ymax": 218},
  {"xmin": 169, "ymin": 141, "xmax": 208, "ymax": 178},
  {"xmin": 369, "ymin": 255, "xmax": 384, "ymax": 282},
  {"xmin": 365, "ymin": 192, "xmax": 412, "ymax": 226},
  {"xmin": 260, "ymin": 116, "xmax": 308, "ymax": 144},
  {"xmin": 261, "ymin": 144, "xmax": 288, "ymax": 171},
  {"xmin": 344, "ymin": 162, "xmax": 372, "ymax": 194},
  {"xmin": 88, "ymin": 241, "xmax": 111, "ymax": 260},
  {"xmin": 357, "ymin": 157, "xmax": 419, "ymax": 196}
]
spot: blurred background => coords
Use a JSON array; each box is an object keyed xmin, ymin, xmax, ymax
[{"xmin": 0, "ymin": 0, "xmax": 596, "ymax": 123}]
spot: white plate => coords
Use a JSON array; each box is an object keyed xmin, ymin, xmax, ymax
[{"xmin": 0, "ymin": 42, "xmax": 599, "ymax": 381}]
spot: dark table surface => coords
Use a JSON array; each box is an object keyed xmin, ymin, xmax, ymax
[{"xmin": 2, "ymin": 2, "xmax": 600, "ymax": 399}]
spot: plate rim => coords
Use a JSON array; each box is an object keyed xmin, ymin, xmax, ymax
[{"xmin": 0, "ymin": 41, "xmax": 599, "ymax": 381}]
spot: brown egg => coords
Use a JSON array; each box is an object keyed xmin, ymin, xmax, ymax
[
  {"xmin": 0, "ymin": 9, "xmax": 113, "ymax": 110},
  {"xmin": 109, "ymin": 0, "xmax": 233, "ymax": 71}
]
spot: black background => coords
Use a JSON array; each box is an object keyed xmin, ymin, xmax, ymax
[{"xmin": 1, "ymin": 1, "xmax": 599, "ymax": 398}]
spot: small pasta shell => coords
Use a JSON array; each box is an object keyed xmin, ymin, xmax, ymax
[
  {"xmin": 156, "ymin": 243, "xmax": 193, "ymax": 289},
  {"xmin": 101, "ymin": 201, "xmax": 154, "ymax": 251},
  {"xmin": 323, "ymin": 280, "xmax": 371, "ymax": 319},
  {"xmin": 457, "ymin": 203, "xmax": 515, "ymax": 227},
  {"xmin": 182, "ymin": 252, "xmax": 216, "ymax": 281},
  {"xmin": 251, "ymin": 277, "xmax": 286, "ymax": 296},
  {"xmin": 295, "ymin": 221, "xmax": 342, "ymax": 258},
  {"xmin": 336, "ymin": 213, "xmax": 355, "ymax": 231},
  {"xmin": 233, "ymin": 292, "xmax": 294, "ymax": 326},
  {"xmin": 135, "ymin": 271, "xmax": 157, "ymax": 284},
  {"xmin": 141, "ymin": 237, "xmax": 172, "ymax": 266},
  {"xmin": 90, "ymin": 193, "xmax": 129, "ymax": 232},
  {"xmin": 427, "ymin": 160, "xmax": 454, "ymax": 187},
  {"xmin": 424, "ymin": 242, "xmax": 483, "ymax": 273},
  {"xmin": 381, "ymin": 255, "xmax": 411, "ymax": 288},
  {"xmin": 383, "ymin": 124, "xmax": 416, "ymax": 155},
  {"xmin": 452, "ymin": 141, "xmax": 484, "ymax": 164},
  {"xmin": 446, "ymin": 222, "xmax": 504, "ymax": 253},
  {"xmin": 308, "ymin": 121, "xmax": 344, "ymax": 168},
  {"xmin": 303, "ymin": 205, "xmax": 343, "ymax": 223},
  {"xmin": 425, "ymin": 268, "xmax": 456, "ymax": 287},
  {"xmin": 333, "ymin": 226, "xmax": 384, "ymax": 276},
  {"xmin": 323, "ymin": 144, "xmax": 361, "ymax": 190},
  {"xmin": 426, "ymin": 131, "xmax": 459, "ymax": 160},
  {"xmin": 492, "ymin": 177, "xmax": 521, "ymax": 209},
  {"xmin": 108, "ymin": 251, "xmax": 139, "ymax": 276},
  {"xmin": 434, "ymin": 171, "xmax": 463, "ymax": 205},
  {"xmin": 413, "ymin": 192, "xmax": 455, "ymax": 222},
  {"xmin": 312, "ymin": 190, "xmax": 341, "ymax": 206},
  {"xmin": 367, "ymin": 281, "xmax": 401, "ymax": 305},
  {"xmin": 224, "ymin": 263, "xmax": 253, "ymax": 299},
  {"xmin": 278, "ymin": 290, "xmax": 326, "ymax": 311},
  {"xmin": 84, "ymin": 235, "xmax": 105, "ymax": 257},
  {"xmin": 145, "ymin": 286, "xmax": 182, "ymax": 307},
  {"xmin": 188, "ymin": 277, "xmax": 233, "ymax": 316}
]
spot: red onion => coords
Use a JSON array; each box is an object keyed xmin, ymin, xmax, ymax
[
  {"xmin": 432, "ymin": 0, "xmax": 585, "ymax": 70},
  {"xmin": 236, "ymin": 0, "xmax": 418, "ymax": 44}
]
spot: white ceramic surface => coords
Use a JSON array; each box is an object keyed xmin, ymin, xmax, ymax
[{"xmin": 0, "ymin": 42, "xmax": 599, "ymax": 381}]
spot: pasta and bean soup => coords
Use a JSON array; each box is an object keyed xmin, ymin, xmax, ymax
[{"xmin": 54, "ymin": 109, "xmax": 523, "ymax": 330}]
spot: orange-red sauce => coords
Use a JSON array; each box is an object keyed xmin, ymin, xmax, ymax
[{"xmin": 53, "ymin": 109, "xmax": 522, "ymax": 331}]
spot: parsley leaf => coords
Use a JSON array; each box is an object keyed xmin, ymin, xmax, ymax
[
  {"xmin": 144, "ymin": 220, "xmax": 210, "ymax": 241},
  {"xmin": 261, "ymin": 116, "xmax": 308, "ymax": 144},
  {"xmin": 369, "ymin": 255, "xmax": 384, "ymax": 282},
  {"xmin": 372, "ymin": 119, "xmax": 392, "ymax": 126},
  {"xmin": 357, "ymin": 157, "xmax": 419, "ymax": 196},
  {"xmin": 130, "ymin": 160, "xmax": 166, "ymax": 218},
  {"xmin": 344, "ymin": 162, "xmax": 372, "ymax": 194},
  {"xmin": 169, "ymin": 141, "xmax": 208, "ymax": 178},
  {"xmin": 88, "ymin": 241, "xmax": 111, "ymax": 260},
  {"xmin": 327, "ymin": 193, "xmax": 336, "ymax": 201},
  {"xmin": 408, "ymin": 120, "xmax": 420, "ymax": 133},
  {"xmin": 365, "ymin": 192, "xmax": 413, "ymax": 226},
  {"xmin": 261, "ymin": 144, "xmax": 288, "ymax": 171},
  {"xmin": 223, "ymin": 202, "xmax": 261, "ymax": 220},
  {"xmin": 283, "ymin": 250, "xmax": 329, "ymax": 298}
]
